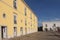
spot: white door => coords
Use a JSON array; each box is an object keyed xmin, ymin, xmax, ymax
[
  {"xmin": 14, "ymin": 27, "xmax": 17, "ymax": 36},
  {"xmin": 1, "ymin": 26, "xmax": 7, "ymax": 38},
  {"xmin": 3, "ymin": 27, "xmax": 7, "ymax": 38}
]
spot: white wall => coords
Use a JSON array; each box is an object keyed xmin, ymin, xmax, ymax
[{"xmin": 42, "ymin": 21, "xmax": 60, "ymax": 31}]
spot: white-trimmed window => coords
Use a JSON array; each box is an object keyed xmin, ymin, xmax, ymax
[
  {"xmin": 13, "ymin": 0, "xmax": 17, "ymax": 9},
  {"xmin": 14, "ymin": 14, "xmax": 17, "ymax": 24}
]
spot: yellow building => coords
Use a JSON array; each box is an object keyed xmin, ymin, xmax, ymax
[{"xmin": 0, "ymin": 0, "xmax": 38, "ymax": 39}]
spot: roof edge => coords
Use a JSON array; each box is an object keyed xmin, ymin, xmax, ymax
[{"xmin": 21, "ymin": 0, "xmax": 38, "ymax": 18}]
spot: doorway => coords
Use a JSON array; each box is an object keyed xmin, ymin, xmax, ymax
[
  {"xmin": 25, "ymin": 27, "xmax": 27, "ymax": 34},
  {"xmin": 20, "ymin": 27, "xmax": 23, "ymax": 35},
  {"xmin": 45, "ymin": 28, "xmax": 48, "ymax": 32},
  {"xmin": 1, "ymin": 26, "xmax": 7, "ymax": 38},
  {"xmin": 14, "ymin": 27, "xmax": 17, "ymax": 37}
]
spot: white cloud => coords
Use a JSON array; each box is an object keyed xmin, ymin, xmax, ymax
[{"xmin": 55, "ymin": 18, "xmax": 60, "ymax": 20}]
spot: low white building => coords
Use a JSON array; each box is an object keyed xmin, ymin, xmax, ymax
[{"xmin": 42, "ymin": 21, "xmax": 60, "ymax": 31}]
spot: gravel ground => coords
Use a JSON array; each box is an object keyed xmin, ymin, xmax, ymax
[{"xmin": 6, "ymin": 32, "xmax": 60, "ymax": 40}]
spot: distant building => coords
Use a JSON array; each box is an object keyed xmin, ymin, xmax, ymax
[
  {"xmin": 42, "ymin": 21, "xmax": 60, "ymax": 32},
  {"xmin": 0, "ymin": 0, "xmax": 38, "ymax": 39}
]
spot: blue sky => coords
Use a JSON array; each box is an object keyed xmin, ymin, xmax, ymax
[{"xmin": 25, "ymin": 0, "xmax": 60, "ymax": 27}]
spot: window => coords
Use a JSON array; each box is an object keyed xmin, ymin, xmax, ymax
[
  {"xmin": 34, "ymin": 18, "xmax": 35, "ymax": 22},
  {"xmin": 3, "ymin": 13, "xmax": 6, "ymax": 18},
  {"xmin": 14, "ymin": 27, "xmax": 17, "ymax": 32},
  {"xmin": 21, "ymin": 20, "xmax": 22, "ymax": 22},
  {"xmin": 25, "ymin": 27, "xmax": 27, "ymax": 34},
  {"xmin": 25, "ymin": 8, "xmax": 27, "ymax": 16},
  {"xmin": 13, "ymin": 0, "xmax": 17, "ymax": 9},
  {"xmin": 14, "ymin": 27, "xmax": 17, "ymax": 36},
  {"xmin": 31, "ymin": 21, "xmax": 32, "ymax": 27},
  {"xmin": 25, "ymin": 20, "xmax": 27, "ymax": 26},
  {"xmin": 45, "ymin": 24, "xmax": 47, "ymax": 27},
  {"xmin": 20, "ymin": 27, "xmax": 23, "ymax": 35},
  {"xmin": 53, "ymin": 24, "xmax": 56, "ymax": 27},
  {"xmin": 31, "ymin": 23, "xmax": 32, "ymax": 27},
  {"xmin": 14, "ymin": 15, "xmax": 17, "ymax": 24},
  {"xmin": 20, "ymin": 27, "xmax": 23, "ymax": 31},
  {"xmin": 54, "ymin": 24, "xmax": 56, "ymax": 26},
  {"xmin": 30, "ymin": 14, "xmax": 32, "ymax": 19}
]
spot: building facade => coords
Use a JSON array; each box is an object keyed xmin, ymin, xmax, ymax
[
  {"xmin": 0, "ymin": 0, "xmax": 38, "ymax": 39},
  {"xmin": 42, "ymin": 21, "xmax": 60, "ymax": 32}
]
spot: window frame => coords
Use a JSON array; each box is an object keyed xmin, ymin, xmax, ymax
[{"xmin": 13, "ymin": 0, "xmax": 17, "ymax": 9}]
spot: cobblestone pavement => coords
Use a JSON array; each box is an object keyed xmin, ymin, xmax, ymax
[{"xmin": 8, "ymin": 31, "xmax": 60, "ymax": 40}]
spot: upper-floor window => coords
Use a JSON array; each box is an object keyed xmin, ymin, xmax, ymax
[
  {"xmin": 13, "ymin": 0, "xmax": 17, "ymax": 9},
  {"xmin": 31, "ymin": 23, "xmax": 32, "ymax": 27},
  {"xmin": 25, "ymin": 20, "xmax": 27, "ymax": 26},
  {"xmin": 3, "ymin": 13, "xmax": 6, "ymax": 18},
  {"xmin": 53, "ymin": 24, "xmax": 56, "ymax": 27},
  {"xmin": 34, "ymin": 17, "xmax": 35, "ymax": 22},
  {"xmin": 14, "ymin": 15, "xmax": 17, "ymax": 24},
  {"xmin": 25, "ymin": 8, "xmax": 27, "ymax": 16},
  {"xmin": 45, "ymin": 24, "xmax": 47, "ymax": 27},
  {"xmin": 31, "ymin": 21, "xmax": 32, "ymax": 27},
  {"xmin": 30, "ymin": 14, "xmax": 32, "ymax": 19},
  {"xmin": 54, "ymin": 24, "xmax": 56, "ymax": 26}
]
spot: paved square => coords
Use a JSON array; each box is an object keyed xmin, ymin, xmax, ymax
[{"xmin": 9, "ymin": 32, "xmax": 60, "ymax": 40}]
